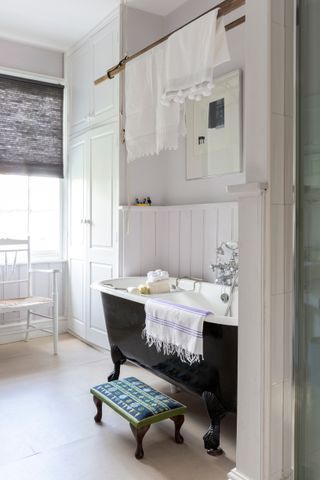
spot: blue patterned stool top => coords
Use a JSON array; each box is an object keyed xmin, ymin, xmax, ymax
[{"xmin": 91, "ymin": 377, "xmax": 187, "ymax": 428}]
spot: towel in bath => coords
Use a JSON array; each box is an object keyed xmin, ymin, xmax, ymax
[
  {"xmin": 161, "ymin": 9, "xmax": 230, "ymax": 106},
  {"xmin": 125, "ymin": 43, "xmax": 185, "ymax": 162},
  {"xmin": 143, "ymin": 298, "xmax": 211, "ymax": 365}
]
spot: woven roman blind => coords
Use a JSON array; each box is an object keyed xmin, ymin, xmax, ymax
[{"xmin": 0, "ymin": 75, "xmax": 64, "ymax": 178}]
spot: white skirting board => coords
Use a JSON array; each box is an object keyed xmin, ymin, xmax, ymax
[
  {"xmin": 228, "ymin": 469, "xmax": 252, "ymax": 480},
  {"xmin": 119, "ymin": 202, "xmax": 238, "ymax": 282},
  {"xmin": 0, "ymin": 317, "xmax": 67, "ymax": 345},
  {"xmin": 228, "ymin": 469, "xmax": 294, "ymax": 480}
]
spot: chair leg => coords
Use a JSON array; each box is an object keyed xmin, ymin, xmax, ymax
[
  {"xmin": 25, "ymin": 310, "xmax": 31, "ymax": 342},
  {"xmin": 130, "ymin": 424, "xmax": 150, "ymax": 459},
  {"xmin": 52, "ymin": 303, "xmax": 58, "ymax": 355},
  {"xmin": 93, "ymin": 396, "xmax": 103, "ymax": 423},
  {"xmin": 52, "ymin": 272, "xmax": 59, "ymax": 355},
  {"xmin": 170, "ymin": 415, "xmax": 185, "ymax": 444}
]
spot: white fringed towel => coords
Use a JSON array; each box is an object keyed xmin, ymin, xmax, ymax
[
  {"xmin": 143, "ymin": 298, "xmax": 211, "ymax": 365},
  {"xmin": 125, "ymin": 43, "xmax": 185, "ymax": 163},
  {"xmin": 161, "ymin": 9, "xmax": 230, "ymax": 106}
]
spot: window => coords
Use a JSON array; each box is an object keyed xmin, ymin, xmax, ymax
[
  {"xmin": 0, "ymin": 175, "xmax": 61, "ymax": 259},
  {"xmin": 0, "ymin": 75, "xmax": 64, "ymax": 178}
]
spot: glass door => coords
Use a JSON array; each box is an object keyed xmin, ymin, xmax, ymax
[{"xmin": 296, "ymin": 1, "xmax": 320, "ymax": 478}]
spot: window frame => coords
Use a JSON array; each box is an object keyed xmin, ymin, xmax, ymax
[
  {"xmin": 0, "ymin": 66, "xmax": 66, "ymax": 263},
  {"xmin": 29, "ymin": 177, "xmax": 65, "ymax": 263}
]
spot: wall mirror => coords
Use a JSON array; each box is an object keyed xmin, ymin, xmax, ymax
[{"xmin": 186, "ymin": 69, "xmax": 242, "ymax": 179}]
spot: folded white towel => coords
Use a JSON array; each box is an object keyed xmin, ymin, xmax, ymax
[
  {"xmin": 125, "ymin": 43, "xmax": 185, "ymax": 163},
  {"xmin": 143, "ymin": 298, "xmax": 211, "ymax": 365},
  {"xmin": 161, "ymin": 10, "xmax": 230, "ymax": 106},
  {"xmin": 147, "ymin": 269, "xmax": 169, "ymax": 283}
]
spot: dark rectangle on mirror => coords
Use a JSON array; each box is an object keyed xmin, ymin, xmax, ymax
[{"xmin": 208, "ymin": 98, "xmax": 225, "ymax": 129}]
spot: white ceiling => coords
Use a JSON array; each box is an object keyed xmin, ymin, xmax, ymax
[
  {"xmin": 0, "ymin": 0, "xmax": 189, "ymax": 52},
  {"xmin": 127, "ymin": 0, "xmax": 188, "ymax": 16}
]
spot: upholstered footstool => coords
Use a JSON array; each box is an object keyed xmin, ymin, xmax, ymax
[{"xmin": 91, "ymin": 376, "xmax": 187, "ymax": 459}]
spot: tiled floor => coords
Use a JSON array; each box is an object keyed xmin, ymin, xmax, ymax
[{"xmin": 0, "ymin": 334, "xmax": 236, "ymax": 480}]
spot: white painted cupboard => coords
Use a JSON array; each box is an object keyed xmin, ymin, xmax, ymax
[
  {"xmin": 67, "ymin": 10, "xmax": 120, "ymax": 136},
  {"xmin": 67, "ymin": 9, "xmax": 120, "ymax": 348}
]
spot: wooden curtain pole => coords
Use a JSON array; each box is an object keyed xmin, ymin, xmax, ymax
[{"xmin": 94, "ymin": 0, "xmax": 246, "ymax": 86}]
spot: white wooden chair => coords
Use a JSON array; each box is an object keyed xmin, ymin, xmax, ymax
[{"xmin": 0, "ymin": 238, "xmax": 59, "ymax": 354}]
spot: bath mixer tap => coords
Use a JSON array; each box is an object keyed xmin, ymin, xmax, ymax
[
  {"xmin": 173, "ymin": 276, "xmax": 202, "ymax": 291},
  {"xmin": 210, "ymin": 242, "xmax": 239, "ymax": 287}
]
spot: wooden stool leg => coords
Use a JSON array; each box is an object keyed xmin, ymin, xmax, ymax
[
  {"xmin": 93, "ymin": 396, "xmax": 103, "ymax": 423},
  {"xmin": 170, "ymin": 415, "xmax": 185, "ymax": 444},
  {"xmin": 130, "ymin": 424, "xmax": 150, "ymax": 459}
]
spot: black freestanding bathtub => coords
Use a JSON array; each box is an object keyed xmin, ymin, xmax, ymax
[{"xmin": 92, "ymin": 277, "xmax": 238, "ymax": 456}]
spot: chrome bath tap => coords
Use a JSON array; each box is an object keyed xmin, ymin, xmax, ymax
[{"xmin": 210, "ymin": 242, "xmax": 239, "ymax": 287}]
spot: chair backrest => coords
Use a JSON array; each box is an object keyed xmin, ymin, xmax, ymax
[{"xmin": 0, "ymin": 238, "xmax": 31, "ymax": 298}]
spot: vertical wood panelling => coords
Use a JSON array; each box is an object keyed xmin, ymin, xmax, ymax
[
  {"xmin": 232, "ymin": 205, "xmax": 239, "ymax": 242},
  {"xmin": 121, "ymin": 203, "xmax": 238, "ymax": 281},
  {"xmin": 217, "ymin": 205, "xmax": 234, "ymax": 247},
  {"xmin": 123, "ymin": 210, "xmax": 142, "ymax": 275},
  {"xmin": 191, "ymin": 209, "xmax": 205, "ymax": 279},
  {"xmin": 179, "ymin": 210, "xmax": 192, "ymax": 278},
  {"xmin": 155, "ymin": 211, "xmax": 169, "ymax": 272},
  {"xmin": 140, "ymin": 211, "xmax": 157, "ymax": 274},
  {"xmin": 168, "ymin": 210, "xmax": 181, "ymax": 276},
  {"xmin": 203, "ymin": 207, "xmax": 219, "ymax": 282}
]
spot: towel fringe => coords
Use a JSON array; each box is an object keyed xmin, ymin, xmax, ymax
[{"xmin": 142, "ymin": 328, "xmax": 203, "ymax": 365}]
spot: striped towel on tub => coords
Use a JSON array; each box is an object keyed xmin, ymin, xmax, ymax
[{"xmin": 143, "ymin": 298, "xmax": 212, "ymax": 365}]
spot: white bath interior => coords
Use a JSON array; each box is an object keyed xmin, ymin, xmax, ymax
[{"xmin": 92, "ymin": 277, "xmax": 239, "ymax": 326}]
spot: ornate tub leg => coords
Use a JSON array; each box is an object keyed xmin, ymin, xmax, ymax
[
  {"xmin": 108, "ymin": 345, "xmax": 127, "ymax": 382},
  {"xmin": 202, "ymin": 391, "xmax": 226, "ymax": 456}
]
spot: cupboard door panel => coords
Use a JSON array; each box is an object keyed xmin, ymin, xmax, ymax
[
  {"xmin": 90, "ymin": 131, "xmax": 113, "ymax": 249},
  {"xmin": 92, "ymin": 18, "xmax": 120, "ymax": 124},
  {"xmin": 69, "ymin": 138, "xmax": 86, "ymax": 259},
  {"xmin": 86, "ymin": 262, "xmax": 112, "ymax": 348},
  {"xmin": 69, "ymin": 44, "xmax": 91, "ymax": 133},
  {"xmin": 69, "ymin": 259, "xmax": 85, "ymax": 338}
]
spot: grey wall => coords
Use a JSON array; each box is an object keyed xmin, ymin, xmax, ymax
[
  {"xmin": 162, "ymin": 0, "xmax": 246, "ymax": 205},
  {"xmin": 126, "ymin": 7, "xmax": 165, "ymax": 56},
  {"xmin": 120, "ymin": 7, "xmax": 166, "ymax": 205},
  {"xmin": 124, "ymin": 0, "xmax": 246, "ymax": 206},
  {"xmin": 0, "ymin": 38, "xmax": 64, "ymax": 78}
]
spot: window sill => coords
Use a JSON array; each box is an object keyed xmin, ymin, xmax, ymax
[{"xmin": 31, "ymin": 257, "xmax": 67, "ymax": 265}]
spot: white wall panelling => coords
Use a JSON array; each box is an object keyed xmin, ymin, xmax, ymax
[
  {"xmin": 120, "ymin": 203, "xmax": 238, "ymax": 281},
  {"xmin": 228, "ymin": 1, "xmax": 295, "ymax": 479}
]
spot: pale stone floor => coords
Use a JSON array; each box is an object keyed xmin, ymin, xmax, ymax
[{"xmin": 0, "ymin": 334, "xmax": 236, "ymax": 480}]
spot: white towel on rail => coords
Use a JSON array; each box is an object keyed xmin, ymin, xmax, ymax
[
  {"xmin": 143, "ymin": 298, "xmax": 211, "ymax": 365},
  {"xmin": 125, "ymin": 43, "xmax": 185, "ymax": 163},
  {"xmin": 161, "ymin": 9, "xmax": 230, "ymax": 106}
]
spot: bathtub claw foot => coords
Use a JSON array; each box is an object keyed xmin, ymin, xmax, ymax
[
  {"xmin": 207, "ymin": 447, "xmax": 224, "ymax": 457},
  {"xmin": 108, "ymin": 345, "xmax": 126, "ymax": 382},
  {"xmin": 202, "ymin": 391, "xmax": 226, "ymax": 454}
]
